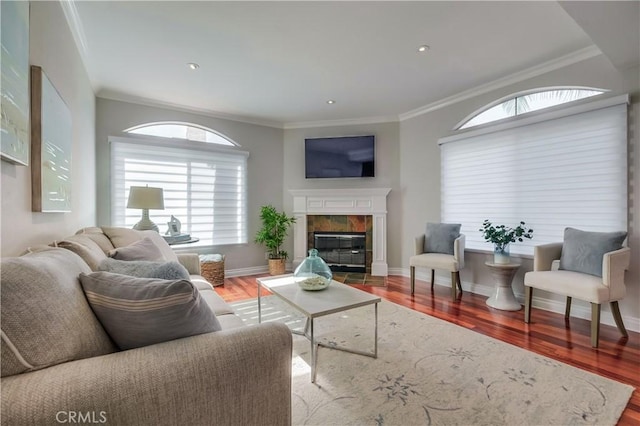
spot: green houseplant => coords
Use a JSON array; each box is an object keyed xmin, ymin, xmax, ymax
[
  {"xmin": 255, "ymin": 205, "xmax": 296, "ymax": 275},
  {"xmin": 479, "ymin": 220, "xmax": 533, "ymax": 264}
]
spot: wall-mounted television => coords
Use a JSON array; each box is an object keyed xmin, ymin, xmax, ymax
[{"xmin": 305, "ymin": 135, "xmax": 375, "ymax": 179}]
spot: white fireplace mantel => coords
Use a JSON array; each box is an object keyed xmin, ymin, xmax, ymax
[{"xmin": 289, "ymin": 188, "xmax": 391, "ymax": 276}]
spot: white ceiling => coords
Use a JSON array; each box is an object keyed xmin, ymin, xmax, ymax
[{"xmin": 66, "ymin": 1, "xmax": 639, "ymax": 128}]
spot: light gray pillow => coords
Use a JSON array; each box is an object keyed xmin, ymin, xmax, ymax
[
  {"xmin": 424, "ymin": 223, "xmax": 461, "ymax": 255},
  {"xmin": 79, "ymin": 271, "xmax": 221, "ymax": 350},
  {"xmin": 98, "ymin": 258, "xmax": 190, "ymax": 281},
  {"xmin": 559, "ymin": 227, "xmax": 627, "ymax": 277},
  {"xmin": 108, "ymin": 237, "xmax": 163, "ymax": 261}
]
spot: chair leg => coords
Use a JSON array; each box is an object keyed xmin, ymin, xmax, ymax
[
  {"xmin": 524, "ymin": 286, "xmax": 533, "ymax": 323},
  {"xmin": 610, "ymin": 301, "xmax": 628, "ymax": 338},
  {"xmin": 591, "ymin": 303, "xmax": 601, "ymax": 348},
  {"xmin": 450, "ymin": 272, "xmax": 457, "ymax": 301},
  {"xmin": 565, "ymin": 296, "xmax": 572, "ymax": 319},
  {"xmin": 410, "ymin": 266, "xmax": 415, "ymax": 295},
  {"xmin": 455, "ymin": 271, "xmax": 462, "ymax": 294},
  {"xmin": 430, "ymin": 269, "xmax": 435, "ymax": 289}
]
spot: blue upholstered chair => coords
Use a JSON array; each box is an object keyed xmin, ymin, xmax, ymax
[
  {"xmin": 524, "ymin": 228, "xmax": 629, "ymax": 348},
  {"xmin": 410, "ymin": 223, "xmax": 465, "ymax": 301}
]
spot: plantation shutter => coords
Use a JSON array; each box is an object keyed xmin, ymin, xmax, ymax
[
  {"xmin": 439, "ymin": 95, "xmax": 628, "ymax": 255},
  {"xmin": 111, "ymin": 136, "xmax": 248, "ymax": 246}
]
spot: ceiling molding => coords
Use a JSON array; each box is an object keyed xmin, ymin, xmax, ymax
[
  {"xmin": 398, "ymin": 45, "xmax": 603, "ymax": 122},
  {"xmin": 97, "ymin": 91, "xmax": 284, "ymax": 129},
  {"xmin": 60, "ymin": 0, "xmax": 90, "ymax": 70},
  {"xmin": 283, "ymin": 115, "xmax": 399, "ymax": 130}
]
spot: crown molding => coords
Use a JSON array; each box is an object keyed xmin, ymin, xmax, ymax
[
  {"xmin": 398, "ymin": 45, "xmax": 603, "ymax": 122},
  {"xmin": 97, "ymin": 91, "xmax": 284, "ymax": 129},
  {"xmin": 60, "ymin": 0, "xmax": 91, "ymax": 72},
  {"xmin": 283, "ymin": 115, "xmax": 398, "ymax": 130}
]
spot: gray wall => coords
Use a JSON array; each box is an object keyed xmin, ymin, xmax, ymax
[
  {"xmin": 282, "ymin": 122, "xmax": 402, "ymax": 267},
  {"xmin": 399, "ymin": 54, "xmax": 640, "ymax": 331},
  {"xmin": 1, "ymin": 1, "xmax": 96, "ymax": 256},
  {"xmin": 95, "ymin": 98, "xmax": 284, "ymax": 272}
]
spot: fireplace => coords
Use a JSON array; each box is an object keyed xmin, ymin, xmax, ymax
[
  {"xmin": 289, "ymin": 188, "xmax": 391, "ymax": 276},
  {"xmin": 314, "ymin": 232, "xmax": 366, "ymax": 273}
]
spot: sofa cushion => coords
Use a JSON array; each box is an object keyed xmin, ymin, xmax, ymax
[
  {"xmin": 98, "ymin": 258, "xmax": 190, "ymax": 281},
  {"xmin": 559, "ymin": 227, "xmax": 627, "ymax": 277},
  {"xmin": 108, "ymin": 237, "xmax": 164, "ymax": 261},
  {"xmin": 55, "ymin": 235, "xmax": 108, "ymax": 270},
  {"xmin": 424, "ymin": 222, "xmax": 461, "ymax": 255},
  {"xmin": 75, "ymin": 227, "xmax": 116, "ymax": 253},
  {"xmin": 79, "ymin": 272, "xmax": 222, "ymax": 350},
  {"xmin": 139, "ymin": 230, "xmax": 180, "ymax": 262},
  {"xmin": 0, "ymin": 249, "xmax": 116, "ymax": 377},
  {"xmin": 102, "ymin": 226, "xmax": 143, "ymax": 249}
]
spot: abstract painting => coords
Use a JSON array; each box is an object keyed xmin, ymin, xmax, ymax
[
  {"xmin": 31, "ymin": 66, "xmax": 72, "ymax": 212},
  {"xmin": 1, "ymin": 1, "xmax": 30, "ymax": 165}
]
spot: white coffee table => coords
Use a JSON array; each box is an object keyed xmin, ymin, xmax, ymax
[{"xmin": 256, "ymin": 274, "xmax": 381, "ymax": 383}]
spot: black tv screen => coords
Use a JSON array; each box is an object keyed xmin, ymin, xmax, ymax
[{"xmin": 305, "ymin": 135, "xmax": 375, "ymax": 178}]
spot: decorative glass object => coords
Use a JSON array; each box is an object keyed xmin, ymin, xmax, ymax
[
  {"xmin": 494, "ymin": 243, "xmax": 510, "ymax": 264},
  {"xmin": 294, "ymin": 248, "xmax": 332, "ymax": 291}
]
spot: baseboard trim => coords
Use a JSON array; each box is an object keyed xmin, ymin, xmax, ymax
[{"xmin": 396, "ymin": 268, "xmax": 640, "ymax": 333}]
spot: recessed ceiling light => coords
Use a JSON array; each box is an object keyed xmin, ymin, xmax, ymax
[
  {"xmin": 417, "ymin": 45, "xmax": 430, "ymax": 53},
  {"xmin": 326, "ymin": 100, "xmax": 336, "ymax": 105},
  {"xmin": 187, "ymin": 63, "xmax": 200, "ymax": 70}
]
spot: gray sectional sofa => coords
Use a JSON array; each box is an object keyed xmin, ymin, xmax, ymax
[{"xmin": 1, "ymin": 227, "xmax": 292, "ymax": 425}]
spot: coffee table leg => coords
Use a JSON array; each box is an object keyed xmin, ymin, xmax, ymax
[
  {"xmin": 310, "ymin": 318, "xmax": 316, "ymax": 383},
  {"xmin": 257, "ymin": 282, "xmax": 262, "ymax": 323}
]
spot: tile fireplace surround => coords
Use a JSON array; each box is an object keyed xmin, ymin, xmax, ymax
[{"xmin": 289, "ymin": 188, "xmax": 391, "ymax": 276}]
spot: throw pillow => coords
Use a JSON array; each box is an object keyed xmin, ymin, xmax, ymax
[
  {"xmin": 108, "ymin": 237, "xmax": 164, "ymax": 261},
  {"xmin": 139, "ymin": 230, "xmax": 179, "ymax": 262},
  {"xmin": 559, "ymin": 227, "xmax": 627, "ymax": 277},
  {"xmin": 98, "ymin": 258, "xmax": 190, "ymax": 281},
  {"xmin": 56, "ymin": 235, "xmax": 108, "ymax": 271},
  {"xmin": 79, "ymin": 272, "xmax": 221, "ymax": 350},
  {"xmin": 101, "ymin": 226, "xmax": 143, "ymax": 249},
  {"xmin": 424, "ymin": 222, "xmax": 461, "ymax": 255}
]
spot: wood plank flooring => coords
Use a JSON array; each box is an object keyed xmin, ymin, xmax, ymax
[{"xmin": 216, "ymin": 274, "xmax": 640, "ymax": 425}]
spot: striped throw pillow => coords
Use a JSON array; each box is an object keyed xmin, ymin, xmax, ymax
[{"xmin": 79, "ymin": 271, "xmax": 221, "ymax": 350}]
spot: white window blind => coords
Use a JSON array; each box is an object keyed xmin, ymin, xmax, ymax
[
  {"xmin": 111, "ymin": 136, "xmax": 249, "ymax": 246},
  {"xmin": 440, "ymin": 97, "xmax": 628, "ymax": 255}
]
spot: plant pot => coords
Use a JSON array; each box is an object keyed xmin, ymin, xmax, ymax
[
  {"xmin": 268, "ymin": 258, "xmax": 286, "ymax": 275},
  {"xmin": 494, "ymin": 244, "xmax": 511, "ymax": 264}
]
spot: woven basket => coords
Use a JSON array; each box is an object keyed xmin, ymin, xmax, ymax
[{"xmin": 201, "ymin": 257, "xmax": 225, "ymax": 287}]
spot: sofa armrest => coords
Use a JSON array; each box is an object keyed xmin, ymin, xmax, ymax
[
  {"xmin": 176, "ymin": 253, "xmax": 201, "ymax": 275},
  {"xmin": 1, "ymin": 323, "xmax": 292, "ymax": 426},
  {"xmin": 453, "ymin": 234, "xmax": 465, "ymax": 269},
  {"xmin": 603, "ymin": 247, "xmax": 630, "ymax": 299},
  {"xmin": 533, "ymin": 243, "xmax": 563, "ymax": 271}
]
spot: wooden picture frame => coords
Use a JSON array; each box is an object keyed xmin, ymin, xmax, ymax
[
  {"xmin": 1, "ymin": 1, "xmax": 30, "ymax": 166},
  {"xmin": 31, "ymin": 66, "xmax": 72, "ymax": 212}
]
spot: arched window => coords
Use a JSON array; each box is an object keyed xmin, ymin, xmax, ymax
[
  {"xmin": 111, "ymin": 122, "xmax": 248, "ymax": 246},
  {"xmin": 457, "ymin": 88, "xmax": 605, "ymax": 130},
  {"xmin": 124, "ymin": 122, "xmax": 236, "ymax": 146}
]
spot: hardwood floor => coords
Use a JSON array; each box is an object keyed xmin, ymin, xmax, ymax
[{"xmin": 216, "ymin": 274, "xmax": 640, "ymax": 425}]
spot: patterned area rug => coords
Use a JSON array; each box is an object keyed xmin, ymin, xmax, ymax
[
  {"xmin": 332, "ymin": 272, "xmax": 386, "ymax": 287},
  {"xmin": 230, "ymin": 297, "xmax": 633, "ymax": 426}
]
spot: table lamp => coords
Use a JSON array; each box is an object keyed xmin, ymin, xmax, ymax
[{"xmin": 127, "ymin": 186, "xmax": 164, "ymax": 232}]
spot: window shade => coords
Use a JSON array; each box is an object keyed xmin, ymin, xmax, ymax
[
  {"xmin": 111, "ymin": 137, "xmax": 248, "ymax": 246},
  {"xmin": 440, "ymin": 100, "xmax": 627, "ymax": 255}
]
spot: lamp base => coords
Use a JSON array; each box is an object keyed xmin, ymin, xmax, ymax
[{"xmin": 132, "ymin": 209, "xmax": 159, "ymax": 232}]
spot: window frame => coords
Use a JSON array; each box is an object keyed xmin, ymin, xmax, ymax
[{"xmin": 123, "ymin": 121, "xmax": 238, "ymax": 146}]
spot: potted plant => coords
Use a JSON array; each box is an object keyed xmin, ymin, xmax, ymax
[
  {"xmin": 255, "ymin": 205, "xmax": 297, "ymax": 275},
  {"xmin": 479, "ymin": 220, "xmax": 533, "ymax": 264}
]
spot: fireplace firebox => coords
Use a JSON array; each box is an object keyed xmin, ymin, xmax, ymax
[{"xmin": 313, "ymin": 232, "xmax": 366, "ymax": 273}]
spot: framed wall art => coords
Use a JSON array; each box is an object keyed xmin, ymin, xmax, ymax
[
  {"xmin": 1, "ymin": 1, "xmax": 30, "ymax": 165},
  {"xmin": 31, "ymin": 66, "xmax": 73, "ymax": 212}
]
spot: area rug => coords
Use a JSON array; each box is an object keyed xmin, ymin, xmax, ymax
[
  {"xmin": 230, "ymin": 297, "xmax": 633, "ymax": 426},
  {"xmin": 332, "ymin": 272, "xmax": 386, "ymax": 287}
]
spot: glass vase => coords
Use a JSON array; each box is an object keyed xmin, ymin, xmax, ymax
[
  {"xmin": 493, "ymin": 244, "xmax": 511, "ymax": 264},
  {"xmin": 294, "ymin": 248, "xmax": 332, "ymax": 291}
]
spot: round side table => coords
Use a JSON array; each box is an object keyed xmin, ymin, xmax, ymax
[{"xmin": 484, "ymin": 262, "xmax": 521, "ymax": 311}]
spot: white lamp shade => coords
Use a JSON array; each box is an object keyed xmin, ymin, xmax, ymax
[{"xmin": 127, "ymin": 186, "xmax": 164, "ymax": 210}]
